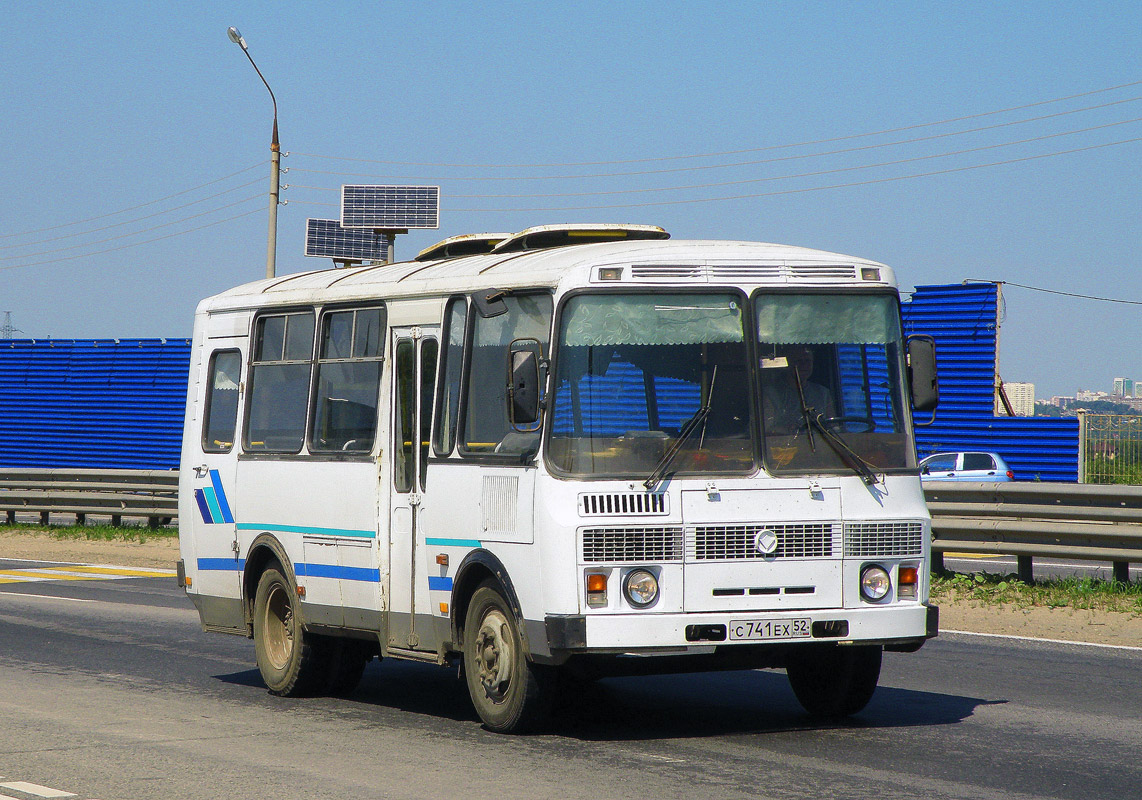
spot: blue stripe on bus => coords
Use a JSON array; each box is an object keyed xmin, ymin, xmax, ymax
[
  {"xmin": 297, "ymin": 563, "xmax": 381, "ymax": 582},
  {"xmin": 209, "ymin": 469, "xmax": 234, "ymax": 523},
  {"xmin": 425, "ymin": 537, "xmax": 481, "ymax": 548},
  {"xmin": 235, "ymin": 523, "xmax": 375, "ymax": 539},
  {"xmin": 198, "ymin": 557, "xmax": 240, "ymax": 571},
  {"xmin": 428, "ymin": 576, "xmax": 454, "ymax": 591},
  {"xmin": 203, "ymin": 487, "xmax": 225, "ymax": 525},
  {"xmin": 194, "ymin": 489, "xmax": 214, "ymax": 524}
]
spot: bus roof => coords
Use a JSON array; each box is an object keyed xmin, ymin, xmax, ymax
[{"xmin": 197, "ymin": 238, "xmax": 897, "ymax": 314}]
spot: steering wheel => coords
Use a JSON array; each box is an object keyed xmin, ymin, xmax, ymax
[{"xmin": 820, "ymin": 415, "xmax": 875, "ymax": 433}]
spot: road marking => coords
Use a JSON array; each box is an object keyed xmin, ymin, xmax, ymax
[
  {"xmin": 0, "ymin": 592, "xmax": 94, "ymax": 603},
  {"xmin": 943, "ymin": 628, "xmax": 1142, "ymax": 652},
  {"xmin": 0, "ymin": 782, "xmax": 77, "ymax": 798},
  {"xmin": 943, "ymin": 552, "xmax": 1002, "ymax": 559},
  {"xmin": 0, "ymin": 563, "xmax": 174, "ymax": 585}
]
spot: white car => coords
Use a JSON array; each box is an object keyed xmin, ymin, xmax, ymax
[{"xmin": 919, "ymin": 451, "xmax": 1014, "ymax": 481}]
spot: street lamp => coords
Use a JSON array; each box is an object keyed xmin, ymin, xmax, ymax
[{"xmin": 227, "ymin": 26, "xmax": 280, "ymax": 280}]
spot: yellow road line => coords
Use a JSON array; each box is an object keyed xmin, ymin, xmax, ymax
[
  {"xmin": 942, "ymin": 552, "xmax": 1003, "ymax": 559},
  {"xmin": 34, "ymin": 565, "xmax": 172, "ymax": 578},
  {"xmin": 0, "ymin": 571, "xmax": 99, "ymax": 581}
]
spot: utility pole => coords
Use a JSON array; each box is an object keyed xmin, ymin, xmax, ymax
[
  {"xmin": 228, "ymin": 27, "xmax": 281, "ymax": 279},
  {"xmin": 1, "ymin": 312, "xmax": 22, "ymax": 339}
]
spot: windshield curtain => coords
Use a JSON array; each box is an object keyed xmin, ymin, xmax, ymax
[
  {"xmin": 754, "ymin": 292, "xmax": 915, "ymax": 474},
  {"xmin": 548, "ymin": 292, "xmax": 755, "ymax": 477}
]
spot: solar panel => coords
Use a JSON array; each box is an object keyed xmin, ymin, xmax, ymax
[
  {"xmin": 341, "ymin": 185, "xmax": 440, "ymax": 230},
  {"xmin": 304, "ymin": 218, "xmax": 389, "ymax": 261}
]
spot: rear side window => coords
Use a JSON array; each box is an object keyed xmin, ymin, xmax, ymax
[
  {"xmin": 963, "ymin": 453, "xmax": 996, "ymax": 471},
  {"xmin": 310, "ymin": 306, "xmax": 386, "ymax": 453},
  {"xmin": 245, "ymin": 311, "xmax": 315, "ymax": 453},
  {"xmin": 202, "ymin": 350, "xmax": 241, "ymax": 453}
]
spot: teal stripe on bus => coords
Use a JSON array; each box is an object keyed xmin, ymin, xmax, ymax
[
  {"xmin": 235, "ymin": 523, "xmax": 375, "ymax": 539},
  {"xmin": 425, "ymin": 537, "xmax": 482, "ymax": 547}
]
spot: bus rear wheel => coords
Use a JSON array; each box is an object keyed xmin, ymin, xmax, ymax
[
  {"xmin": 253, "ymin": 566, "xmax": 327, "ymax": 696},
  {"xmin": 463, "ymin": 582, "xmax": 548, "ymax": 733},
  {"xmin": 786, "ymin": 643, "xmax": 881, "ymax": 718}
]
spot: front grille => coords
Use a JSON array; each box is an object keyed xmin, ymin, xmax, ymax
[
  {"xmin": 844, "ymin": 522, "xmax": 924, "ymax": 557},
  {"xmin": 579, "ymin": 492, "xmax": 668, "ymax": 516},
  {"xmin": 581, "ymin": 526, "xmax": 684, "ymax": 563},
  {"xmin": 688, "ymin": 523, "xmax": 839, "ymax": 561}
]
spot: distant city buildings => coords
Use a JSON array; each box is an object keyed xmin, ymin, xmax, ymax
[
  {"xmin": 1113, "ymin": 377, "xmax": 1135, "ymax": 398},
  {"xmin": 999, "ymin": 382, "xmax": 1036, "ymax": 416}
]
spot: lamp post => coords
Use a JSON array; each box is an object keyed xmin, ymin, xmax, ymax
[{"xmin": 227, "ymin": 26, "xmax": 280, "ymax": 280}]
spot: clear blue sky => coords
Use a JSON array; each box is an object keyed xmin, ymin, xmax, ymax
[{"xmin": 1, "ymin": 1, "xmax": 1138, "ymax": 398}]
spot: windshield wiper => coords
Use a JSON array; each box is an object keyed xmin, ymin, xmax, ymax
[
  {"xmin": 643, "ymin": 367, "xmax": 717, "ymax": 491},
  {"xmin": 792, "ymin": 371, "xmax": 881, "ymax": 485}
]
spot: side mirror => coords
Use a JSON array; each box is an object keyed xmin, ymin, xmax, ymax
[
  {"xmin": 508, "ymin": 339, "xmax": 542, "ymax": 427},
  {"xmin": 906, "ymin": 335, "xmax": 939, "ymax": 412}
]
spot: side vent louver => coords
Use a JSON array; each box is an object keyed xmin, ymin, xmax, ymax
[{"xmin": 579, "ymin": 492, "xmax": 668, "ymax": 516}]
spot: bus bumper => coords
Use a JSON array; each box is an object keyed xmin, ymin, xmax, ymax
[{"xmin": 544, "ymin": 603, "xmax": 936, "ymax": 655}]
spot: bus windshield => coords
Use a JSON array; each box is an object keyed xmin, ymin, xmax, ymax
[
  {"xmin": 548, "ymin": 292, "xmax": 755, "ymax": 477},
  {"xmin": 755, "ymin": 291, "xmax": 915, "ymax": 476},
  {"xmin": 547, "ymin": 290, "xmax": 916, "ymax": 479}
]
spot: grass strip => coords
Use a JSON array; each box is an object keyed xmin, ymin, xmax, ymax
[
  {"xmin": 932, "ymin": 570, "xmax": 1142, "ymax": 614},
  {"xmin": 0, "ymin": 522, "xmax": 178, "ymax": 543}
]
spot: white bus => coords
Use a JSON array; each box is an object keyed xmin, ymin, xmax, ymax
[{"xmin": 177, "ymin": 224, "xmax": 940, "ymax": 733}]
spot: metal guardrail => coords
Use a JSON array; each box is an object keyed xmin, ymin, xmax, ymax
[
  {"xmin": 924, "ymin": 481, "xmax": 1142, "ymax": 583},
  {"xmin": 0, "ymin": 470, "xmax": 1138, "ymax": 582},
  {"xmin": 0, "ymin": 468, "xmax": 179, "ymax": 528}
]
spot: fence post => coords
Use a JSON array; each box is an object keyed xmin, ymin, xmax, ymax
[
  {"xmin": 1017, "ymin": 555, "xmax": 1035, "ymax": 584},
  {"xmin": 1112, "ymin": 561, "xmax": 1130, "ymax": 584},
  {"xmin": 1077, "ymin": 410, "xmax": 1087, "ymax": 484}
]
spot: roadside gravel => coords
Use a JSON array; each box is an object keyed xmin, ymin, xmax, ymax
[{"xmin": 2, "ymin": 528, "xmax": 1140, "ymax": 648}]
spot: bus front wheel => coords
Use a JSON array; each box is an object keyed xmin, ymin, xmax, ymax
[
  {"xmin": 786, "ymin": 643, "xmax": 881, "ymax": 718},
  {"xmin": 253, "ymin": 565, "xmax": 327, "ymax": 696},
  {"xmin": 463, "ymin": 582, "xmax": 548, "ymax": 733}
]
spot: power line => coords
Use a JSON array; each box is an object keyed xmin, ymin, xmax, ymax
[
  {"xmin": 0, "ymin": 207, "xmax": 265, "ymax": 273},
  {"xmin": 0, "ymin": 194, "xmax": 265, "ymax": 262},
  {"xmin": 435, "ymin": 136, "xmax": 1142, "ymax": 211},
  {"xmin": 0, "ymin": 162, "xmax": 266, "ymax": 241},
  {"xmin": 286, "ymin": 125, "xmax": 1141, "ymax": 203},
  {"xmin": 287, "ymin": 79, "xmax": 1142, "ymax": 168},
  {"xmin": 289, "ymin": 95, "xmax": 1142, "ymax": 183},
  {"xmin": 983, "ymin": 280, "xmax": 1142, "ymax": 306},
  {"xmin": 0, "ymin": 178, "xmax": 266, "ymax": 252}
]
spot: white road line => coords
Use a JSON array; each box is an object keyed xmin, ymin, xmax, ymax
[
  {"xmin": 0, "ymin": 782, "xmax": 77, "ymax": 798},
  {"xmin": 943, "ymin": 628, "xmax": 1142, "ymax": 652},
  {"xmin": 0, "ymin": 592, "xmax": 94, "ymax": 603}
]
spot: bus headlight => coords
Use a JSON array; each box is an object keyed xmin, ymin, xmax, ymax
[
  {"xmin": 623, "ymin": 569, "xmax": 659, "ymax": 608},
  {"xmin": 860, "ymin": 564, "xmax": 891, "ymax": 602}
]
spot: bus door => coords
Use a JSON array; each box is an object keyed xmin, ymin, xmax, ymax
[
  {"xmin": 187, "ymin": 318, "xmax": 246, "ymax": 625},
  {"xmin": 388, "ymin": 326, "xmax": 439, "ymax": 652}
]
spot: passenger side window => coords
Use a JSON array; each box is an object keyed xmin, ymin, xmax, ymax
[
  {"xmin": 461, "ymin": 293, "xmax": 552, "ymax": 457},
  {"xmin": 310, "ymin": 306, "xmax": 386, "ymax": 453},
  {"xmin": 202, "ymin": 350, "xmax": 241, "ymax": 453},
  {"xmin": 922, "ymin": 454, "xmax": 957, "ymax": 472},
  {"xmin": 244, "ymin": 311, "xmax": 315, "ymax": 453}
]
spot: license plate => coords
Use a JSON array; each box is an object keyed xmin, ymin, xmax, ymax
[{"xmin": 728, "ymin": 618, "xmax": 811, "ymax": 641}]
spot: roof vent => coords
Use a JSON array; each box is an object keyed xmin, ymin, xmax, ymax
[
  {"xmin": 415, "ymin": 232, "xmax": 511, "ymax": 261},
  {"xmin": 491, "ymin": 223, "xmax": 669, "ymax": 254}
]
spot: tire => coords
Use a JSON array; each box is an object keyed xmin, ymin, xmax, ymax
[
  {"xmin": 786, "ymin": 644, "xmax": 882, "ymax": 718},
  {"xmin": 463, "ymin": 582, "xmax": 549, "ymax": 733},
  {"xmin": 252, "ymin": 566, "xmax": 329, "ymax": 697},
  {"xmin": 322, "ymin": 637, "xmax": 374, "ymax": 697}
]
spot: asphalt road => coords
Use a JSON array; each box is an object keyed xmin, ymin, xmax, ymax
[{"xmin": 0, "ymin": 559, "xmax": 1139, "ymax": 800}]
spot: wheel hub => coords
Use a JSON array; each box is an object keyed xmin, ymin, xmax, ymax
[{"xmin": 474, "ymin": 609, "xmax": 513, "ymax": 700}]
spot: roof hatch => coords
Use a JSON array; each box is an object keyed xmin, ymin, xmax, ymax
[
  {"xmin": 490, "ymin": 223, "xmax": 669, "ymax": 254},
  {"xmin": 415, "ymin": 232, "xmax": 511, "ymax": 262}
]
